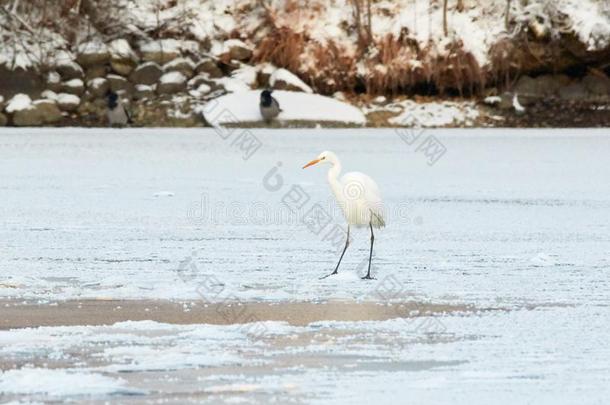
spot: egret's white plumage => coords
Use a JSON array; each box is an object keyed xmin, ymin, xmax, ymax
[{"xmin": 303, "ymin": 151, "xmax": 385, "ymax": 279}]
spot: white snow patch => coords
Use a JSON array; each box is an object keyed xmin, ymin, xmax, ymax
[
  {"xmin": 201, "ymin": 90, "xmax": 366, "ymax": 125},
  {"xmin": 88, "ymin": 78, "xmax": 107, "ymax": 90},
  {"xmin": 64, "ymin": 78, "xmax": 84, "ymax": 88},
  {"xmin": 47, "ymin": 71, "xmax": 61, "ymax": 84},
  {"xmin": 231, "ymin": 65, "xmax": 258, "ymax": 88},
  {"xmin": 270, "ymin": 69, "xmax": 313, "ymax": 93},
  {"xmin": 388, "ymin": 100, "xmax": 480, "ymax": 127},
  {"xmin": 484, "ymin": 96, "xmax": 502, "ymax": 105},
  {"xmin": 56, "ymin": 93, "xmax": 80, "ymax": 105},
  {"xmin": 5, "ymin": 94, "xmax": 33, "ymax": 113},
  {"xmin": 160, "ymin": 71, "xmax": 187, "ymax": 84},
  {"xmin": 41, "ymin": 90, "xmax": 58, "ymax": 101},
  {"xmin": 0, "ymin": 368, "xmax": 135, "ymax": 397}
]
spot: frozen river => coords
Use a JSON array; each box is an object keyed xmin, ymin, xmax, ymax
[{"xmin": 0, "ymin": 128, "xmax": 609, "ymax": 403}]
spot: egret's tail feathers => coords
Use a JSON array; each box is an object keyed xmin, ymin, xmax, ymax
[{"xmin": 370, "ymin": 210, "xmax": 386, "ymax": 228}]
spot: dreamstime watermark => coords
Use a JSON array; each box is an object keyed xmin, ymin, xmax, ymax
[
  {"xmin": 395, "ymin": 112, "xmax": 447, "ymax": 166},
  {"xmin": 186, "ymin": 192, "xmax": 421, "ymax": 229}
]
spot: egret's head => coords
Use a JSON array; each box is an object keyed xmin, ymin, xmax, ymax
[{"xmin": 302, "ymin": 151, "xmax": 337, "ymax": 169}]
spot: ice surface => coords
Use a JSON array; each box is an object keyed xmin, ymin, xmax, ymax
[
  {"xmin": 201, "ymin": 90, "xmax": 366, "ymax": 124},
  {"xmin": 0, "ymin": 368, "xmax": 134, "ymax": 397},
  {"xmin": 0, "ymin": 128, "xmax": 609, "ymax": 403}
]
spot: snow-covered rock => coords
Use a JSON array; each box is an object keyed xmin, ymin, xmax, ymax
[
  {"xmin": 163, "ymin": 58, "xmax": 196, "ymax": 79},
  {"xmin": 46, "ymin": 71, "xmax": 62, "ymax": 92},
  {"xmin": 109, "ymin": 39, "xmax": 139, "ymax": 76},
  {"xmin": 7, "ymin": 97, "xmax": 62, "ymax": 126},
  {"xmin": 76, "ymin": 40, "xmax": 110, "ymax": 66},
  {"xmin": 56, "ymin": 60, "xmax": 84, "ymax": 80},
  {"xmin": 56, "ymin": 93, "xmax": 80, "ymax": 111},
  {"xmin": 129, "ymin": 62, "xmax": 163, "ymax": 85},
  {"xmin": 200, "ymin": 90, "xmax": 365, "ymax": 125},
  {"xmin": 157, "ymin": 72, "xmax": 187, "ymax": 94},
  {"xmin": 195, "ymin": 58, "xmax": 223, "ymax": 78},
  {"xmin": 87, "ymin": 77, "xmax": 110, "ymax": 98},
  {"xmin": 213, "ymin": 39, "xmax": 252, "ymax": 61},
  {"xmin": 107, "ymin": 74, "xmax": 132, "ymax": 94},
  {"xmin": 5, "ymin": 94, "xmax": 32, "ymax": 113},
  {"xmin": 270, "ymin": 69, "xmax": 312, "ymax": 93},
  {"xmin": 135, "ymin": 84, "xmax": 156, "ymax": 100},
  {"xmin": 139, "ymin": 40, "xmax": 181, "ymax": 64},
  {"xmin": 61, "ymin": 78, "xmax": 85, "ymax": 96}
]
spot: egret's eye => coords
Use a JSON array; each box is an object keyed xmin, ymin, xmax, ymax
[{"xmin": 321, "ymin": 156, "xmax": 325, "ymax": 160}]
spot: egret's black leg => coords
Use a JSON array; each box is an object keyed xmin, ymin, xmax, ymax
[
  {"xmin": 362, "ymin": 222, "xmax": 375, "ymax": 280},
  {"xmin": 320, "ymin": 226, "xmax": 350, "ymax": 279}
]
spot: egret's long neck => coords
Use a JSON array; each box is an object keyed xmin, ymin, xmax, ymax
[{"xmin": 327, "ymin": 161, "xmax": 342, "ymax": 198}]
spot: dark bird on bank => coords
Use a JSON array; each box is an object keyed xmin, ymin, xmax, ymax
[
  {"xmin": 259, "ymin": 89, "xmax": 281, "ymax": 123},
  {"xmin": 106, "ymin": 90, "xmax": 132, "ymax": 127}
]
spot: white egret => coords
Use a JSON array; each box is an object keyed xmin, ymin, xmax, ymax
[{"xmin": 303, "ymin": 151, "xmax": 385, "ymax": 280}]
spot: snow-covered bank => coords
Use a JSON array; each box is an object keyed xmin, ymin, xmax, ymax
[{"xmin": 201, "ymin": 90, "xmax": 366, "ymax": 125}]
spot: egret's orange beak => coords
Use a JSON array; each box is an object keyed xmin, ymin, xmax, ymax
[{"xmin": 302, "ymin": 158, "xmax": 320, "ymax": 169}]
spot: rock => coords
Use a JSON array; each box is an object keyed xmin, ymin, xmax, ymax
[
  {"xmin": 87, "ymin": 78, "xmax": 109, "ymax": 98},
  {"xmin": 32, "ymin": 100, "xmax": 62, "ymax": 123},
  {"xmin": 0, "ymin": 112, "xmax": 6, "ymax": 126},
  {"xmin": 157, "ymin": 71, "xmax": 187, "ymax": 94},
  {"xmin": 11, "ymin": 99, "xmax": 62, "ymax": 126},
  {"xmin": 195, "ymin": 58, "xmax": 223, "ymax": 78},
  {"xmin": 76, "ymin": 40, "xmax": 110, "ymax": 66},
  {"xmin": 135, "ymin": 84, "xmax": 156, "ymax": 100},
  {"xmin": 85, "ymin": 65, "xmax": 108, "ymax": 81},
  {"xmin": 582, "ymin": 74, "xmax": 610, "ymax": 97},
  {"xmin": 56, "ymin": 93, "xmax": 81, "ymax": 111},
  {"xmin": 498, "ymin": 92, "xmax": 514, "ymax": 110},
  {"xmin": 46, "ymin": 71, "xmax": 62, "ymax": 92},
  {"xmin": 163, "ymin": 57, "xmax": 195, "ymax": 79},
  {"xmin": 223, "ymin": 39, "xmax": 252, "ymax": 61},
  {"xmin": 559, "ymin": 82, "xmax": 588, "ymax": 101},
  {"xmin": 109, "ymin": 39, "xmax": 139, "ymax": 76},
  {"xmin": 56, "ymin": 61, "xmax": 84, "ymax": 80},
  {"xmin": 139, "ymin": 39, "xmax": 181, "ymax": 65},
  {"xmin": 0, "ymin": 66, "xmax": 45, "ymax": 99},
  {"xmin": 61, "ymin": 78, "xmax": 85, "ymax": 96},
  {"xmin": 111, "ymin": 59, "xmax": 137, "ymax": 76},
  {"xmin": 129, "ymin": 62, "xmax": 163, "ymax": 85},
  {"xmin": 107, "ymin": 74, "xmax": 133, "ymax": 94}
]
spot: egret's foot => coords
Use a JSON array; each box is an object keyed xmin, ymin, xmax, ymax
[
  {"xmin": 361, "ymin": 274, "xmax": 375, "ymax": 280},
  {"xmin": 319, "ymin": 271, "xmax": 338, "ymax": 280}
]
